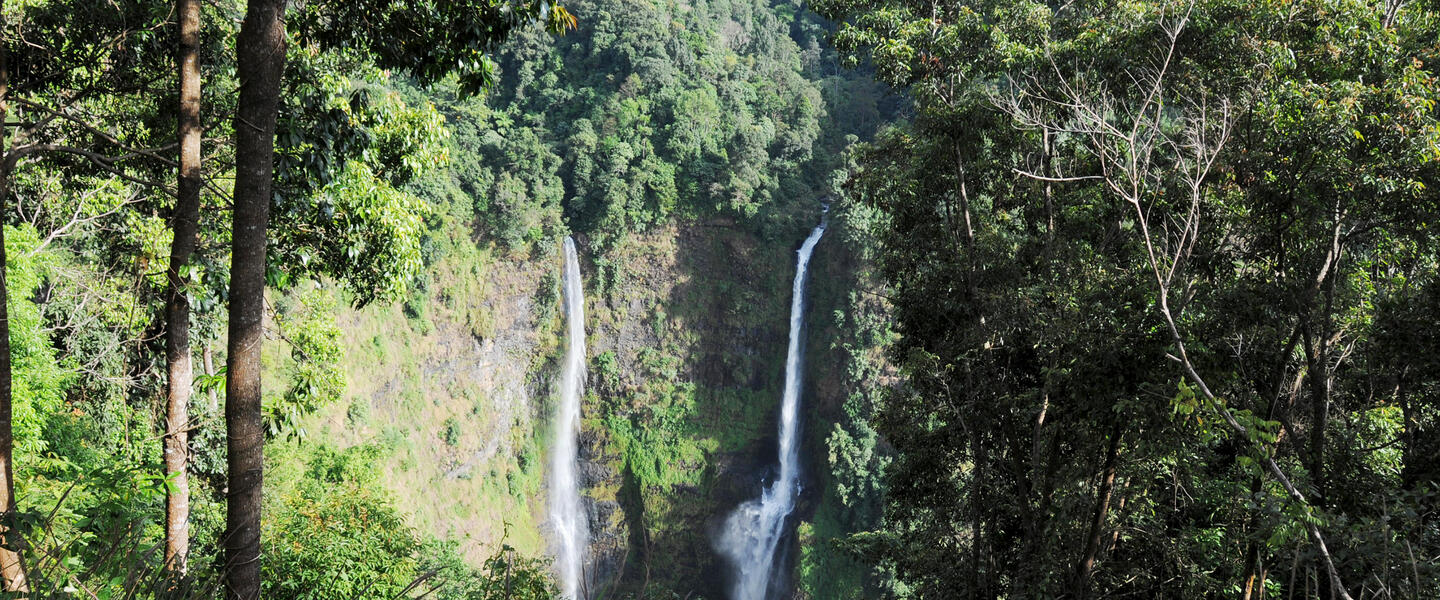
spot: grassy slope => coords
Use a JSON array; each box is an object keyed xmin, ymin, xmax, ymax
[{"xmin": 277, "ymin": 206, "xmax": 564, "ymax": 564}]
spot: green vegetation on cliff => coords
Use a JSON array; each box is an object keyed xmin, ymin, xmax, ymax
[{"xmin": 22, "ymin": 0, "xmax": 1440, "ymax": 599}]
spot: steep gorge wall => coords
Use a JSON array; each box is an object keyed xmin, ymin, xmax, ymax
[
  {"xmin": 581, "ymin": 220, "xmax": 798, "ymax": 596},
  {"xmin": 290, "ymin": 0, "xmax": 897, "ymax": 593},
  {"xmin": 303, "ymin": 206, "xmax": 876, "ymax": 597},
  {"xmin": 305, "ymin": 218, "xmax": 563, "ymax": 564}
]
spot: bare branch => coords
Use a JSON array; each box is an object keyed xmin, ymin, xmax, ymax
[
  {"xmin": 5, "ymin": 143, "xmax": 173, "ymax": 196},
  {"xmin": 11, "ymin": 97, "xmax": 179, "ymax": 168},
  {"xmin": 28, "ymin": 179, "xmax": 147, "ymax": 256},
  {"xmin": 1011, "ymin": 169, "xmax": 1106, "ymax": 183}
]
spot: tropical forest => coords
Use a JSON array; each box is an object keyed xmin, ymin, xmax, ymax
[{"xmin": 0, "ymin": 0, "xmax": 1437, "ymax": 598}]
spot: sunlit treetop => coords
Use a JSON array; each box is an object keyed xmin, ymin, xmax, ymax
[{"xmin": 292, "ymin": 0, "xmax": 578, "ymax": 95}]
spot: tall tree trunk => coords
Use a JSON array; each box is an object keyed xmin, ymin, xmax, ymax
[
  {"xmin": 1075, "ymin": 422, "xmax": 1122, "ymax": 599},
  {"xmin": 1303, "ymin": 328, "xmax": 1335, "ymax": 600},
  {"xmin": 1042, "ymin": 128, "xmax": 1055, "ymax": 241},
  {"xmin": 1103, "ymin": 486, "xmax": 1128, "ymax": 555},
  {"xmin": 1241, "ymin": 552, "xmax": 1269, "ymax": 600},
  {"xmin": 0, "ymin": 37, "xmax": 30, "ymax": 594},
  {"xmin": 1306, "ymin": 212, "xmax": 1343, "ymax": 510},
  {"xmin": 225, "ymin": 1, "xmax": 285, "ymax": 597},
  {"xmin": 164, "ymin": 0, "xmax": 203, "ymax": 575}
]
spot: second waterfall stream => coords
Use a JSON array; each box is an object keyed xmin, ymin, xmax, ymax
[
  {"xmin": 551, "ymin": 236, "xmax": 590, "ymax": 599},
  {"xmin": 717, "ymin": 211, "xmax": 827, "ymax": 600}
]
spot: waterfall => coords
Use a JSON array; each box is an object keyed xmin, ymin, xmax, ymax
[
  {"xmin": 717, "ymin": 212, "xmax": 827, "ymax": 600},
  {"xmin": 550, "ymin": 236, "xmax": 591, "ymax": 600}
]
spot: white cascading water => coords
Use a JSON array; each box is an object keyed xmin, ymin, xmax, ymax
[
  {"xmin": 717, "ymin": 212, "xmax": 827, "ymax": 600},
  {"xmin": 550, "ymin": 236, "xmax": 591, "ymax": 599}
]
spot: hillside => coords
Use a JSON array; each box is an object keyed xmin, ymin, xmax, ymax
[
  {"xmin": 269, "ymin": 0, "xmax": 898, "ymax": 596},
  {"xmin": 17, "ymin": 0, "xmax": 1430, "ymax": 598}
]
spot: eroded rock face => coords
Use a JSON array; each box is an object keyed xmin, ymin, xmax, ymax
[
  {"xmin": 569, "ymin": 223, "xmax": 806, "ymax": 597},
  {"xmin": 320, "ymin": 220, "xmax": 860, "ymax": 595},
  {"xmin": 580, "ymin": 432, "xmax": 628, "ymax": 596},
  {"xmin": 321, "ymin": 252, "xmax": 556, "ymax": 564}
]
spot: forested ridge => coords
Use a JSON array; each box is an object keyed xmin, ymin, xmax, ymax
[
  {"xmin": 1, "ymin": 0, "xmax": 1438, "ymax": 599},
  {"xmin": 811, "ymin": 0, "xmax": 1440, "ymax": 598}
]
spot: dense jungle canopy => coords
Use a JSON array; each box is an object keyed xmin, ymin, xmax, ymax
[{"xmin": 0, "ymin": 0, "xmax": 1436, "ymax": 599}]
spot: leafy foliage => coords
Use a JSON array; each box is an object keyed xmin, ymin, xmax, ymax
[
  {"xmin": 813, "ymin": 0, "xmax": 1440, "ymax": 596},
  {"xmin": 263, "ymin": 445, "xmax": 422, "ymax": 600},
  {"xmin": 264, "ymin": 288, "xmax": 346, "ymax": 440},
  {"xmin": 417, "ymin": 0, "xmax": 887, "ymax": 254},
  {"xmin": 292, "ymin": 0, "xmax": 577, "ymax": 94},
  {"xmin": 271, "ymin": 54, "xmax": 451, "ymax": 305}
]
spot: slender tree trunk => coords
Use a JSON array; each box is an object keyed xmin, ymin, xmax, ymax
[
  {"xmin": 1075, "ymin": 422, "xmax": 1122, "ymax": 599},
  {"xmin": 1305, "ymin": 331, "xmax": 1331, "ymax": 507},
  {"xmin": 203, "ymin": 346, "xmax": 219, "ymax": 412},
  {"xmin": 1244, "ymin": 563, "xmax": 1270, "ymax": 600},
  {"xmin": 0, "ymin": 37, "xmax": 30, "ymax": 594},
  {"xmin": 1240, "ymin": 475, "xmax": 1265, "ymax": 600},
  {"xmin": 1307, "ymin": 211, "xmax": 1342, "ymax": 510},
  {"xmin": 1042, "ymin": 128, "xmax": 1055, "ymax": 240},
  {"xmin": 1104, "ymin": 486, "xmax": 1128, "ymax": 555},
  {"xmin": 1302, "ymin": 327, "xmax": 1336, "ymax": 600},
  {"xmin": 967, "ymin": 417, "xmax": 994, "ymax": 600},
  {"xmin": 1398, "ymin": 375, "xmax": 1425, "ymax": 491},
  {"xmin": 1013, "ymin": 394, "xmax": 1054, "ymax": 597},
  {"xmin": 164, "ymin": 0, "xmax": 203, "ymax": 575},
  {"xmin": 224, "ymin": 1, "xmax": 286, "ymax": 597}
]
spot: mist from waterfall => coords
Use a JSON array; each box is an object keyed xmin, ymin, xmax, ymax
[
  {"xmin": 716, "ymin": 213, "xmax": 827, "ymax": 600},
  {"xmin": 550, "ymin": 236, "xmax": 591, "ymax": 599}
]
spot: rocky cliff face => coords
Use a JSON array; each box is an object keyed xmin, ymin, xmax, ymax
[
  {"xmin": 311, "ymin": 232, "xmax": 562, "ymax": 564},
  {"xmin": 579, "ymin": 221, "xmax": 798, "ymax": 597},
  {"xmin": 309, "ymin": 210, "xmax": 865, "ymax": 596}
]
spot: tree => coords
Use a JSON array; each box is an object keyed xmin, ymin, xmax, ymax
[
  {"xmin": 0, "ymin": 32, "xmax": 27, "ymax": 595},
  {"xmin": 0, "ymin": 3, "xmax": 174, "ymax": 588},
  {"xmin": 163, "ymin": 0, "xmax": 202, "ymax": 575},
  {"xmin": 223, "ymin": 2, "xmax": 287, "ymax": 596}
]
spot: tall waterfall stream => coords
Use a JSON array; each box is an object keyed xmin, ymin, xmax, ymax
[
  {"xmin": 716, "ymin": 213, "xmax": 827, "ymax": 600},
  {"xmin": 550, "ymin": 236, "xmax": 591, "ymax": 599}
]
